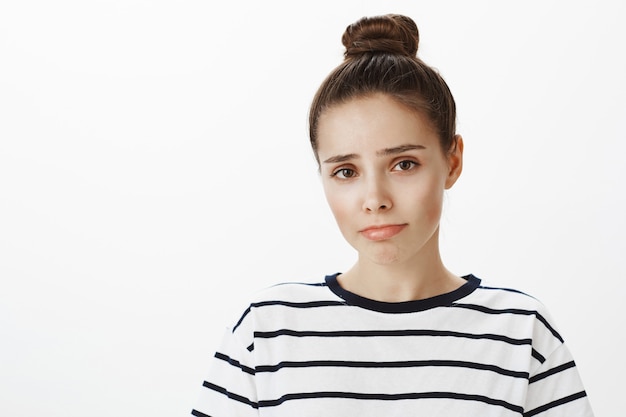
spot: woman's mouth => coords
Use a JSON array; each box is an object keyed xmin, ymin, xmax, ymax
[{"xmin": 360, "ymin": 224, "xmax": 407, "ymax": 241}]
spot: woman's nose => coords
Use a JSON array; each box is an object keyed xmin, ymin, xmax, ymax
[{"xmin": 362, "ymin": 177, "xmax": 392, "ymax": 213}]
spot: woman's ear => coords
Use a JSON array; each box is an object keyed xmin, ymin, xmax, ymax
[{"xmin": 445, "ymin": 134, "xmax": 463, "ymax": 189}]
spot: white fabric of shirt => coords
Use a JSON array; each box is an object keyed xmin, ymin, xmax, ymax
[{"xmin": 191, "ymin": 274, "xmax": 594, "ymax": 416}]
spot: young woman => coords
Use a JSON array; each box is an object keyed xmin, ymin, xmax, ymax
[{"xmin": 191, "ymin": 14, "xmax": 594, "ymax": 416}]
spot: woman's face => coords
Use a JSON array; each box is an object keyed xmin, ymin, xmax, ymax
[{"xmin": 316, "ymin": 94, "xmax": 463, "ymax": 266}]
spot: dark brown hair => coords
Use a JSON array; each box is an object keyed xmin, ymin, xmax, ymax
[{"xmin": 309, "ymin": 14, "xmax": 457, "ymax": 163}]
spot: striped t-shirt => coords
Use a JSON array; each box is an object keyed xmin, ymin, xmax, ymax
[{"xmin": 191, "ymin": 274, "xmax": 594, "ymax": 416}]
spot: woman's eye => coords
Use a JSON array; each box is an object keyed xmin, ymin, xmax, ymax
[
  {"xmin": 394, "ymin": 160, "xmax": 418, "ymax": 171},
  {"xmin": 333, "ymin": 168, "xmax": 356, "ymax": 179}
]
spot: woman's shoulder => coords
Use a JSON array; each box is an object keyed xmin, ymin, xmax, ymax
[
  {"xmin": 465, "ymin": 275, "xmax": 564, "ymax": 341},
  {"xmin": 248, "ymin": 276, "xmax": 337, "ymax": 304},
  {"xmin": 226, "ymin": 276, "xmax": 340, "ymax": 332},
  {"xmin": 467, "ymin": 276, "xmax": 548, "ymax": 310}
]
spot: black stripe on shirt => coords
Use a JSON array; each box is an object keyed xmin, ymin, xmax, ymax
[
  {"xmin": 531, "ymin": 348, "xmax": 546, "ymax": 364},
  {"xmin": 232, "ymin": 300, "xmax": 345, "ymax": 332},
  {"xmin": 252, "ymin": 300, "xmax": 346, "ymax": 309},
  {"xmin": 523, "ymin": 390, "xmax": 587, "ymax": 417},
  {"xmin": 215, "ymin": 352, "xmax": 255, "ymax": 375},
  {"xmin": 254, "ymin": 329, "xmax": 532, "ymax": 346},
  {"xmin": 529, "ymin": 361, "xmax": 576, "ymax": 384},
  {"xmin": 271, "ymin": 281, "xmax": 329, "ymax": 288},
  {"xmin": 202, "ymin": 380, "xmax": 258, "ymax": 408},
  {"xmin": 533, "ymin": 312, "xmax": 564, "ymax": 342},
  {"xmin": 232, "ymin": 306, "xmax": 251, "ymax": 332},
  {"xmin": 191, "ymin": 409, "xmax": 211, "ymax": 417},
  {"xmin": 451, "ymin": 303, "xmax": 564, "ymax": 343},
  {"xmin": 479, "ymin": 285, "xmax": 531, "ymax": 296},
  {"xmin": 256, "ymin": 359, "xmax": 529, "ymax": 379},
  {"xmin": 257, "ymin": 390, "xmax": 524, "ymax": 414}
]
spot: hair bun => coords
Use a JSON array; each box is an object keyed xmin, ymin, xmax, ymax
[{"xmin": 342, "ymin": 14, "xmax": 419, "ymax": 58}]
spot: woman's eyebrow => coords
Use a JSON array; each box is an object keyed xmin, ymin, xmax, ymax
[
  {"xmin": 376, "ymin": 144, "xmax": 426, "ymax": 156},
  {"xmin": 323, "ymin": 153, "xmax": 359, "ymax": 164},
  {"xmin": 322, "ymin": 144, "xmax": 425, "ymax": 164}
]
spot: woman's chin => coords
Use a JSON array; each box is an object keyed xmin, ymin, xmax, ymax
[{"xmin": 362, "ymin": 246, "xmax": 403, "ymax": 266}]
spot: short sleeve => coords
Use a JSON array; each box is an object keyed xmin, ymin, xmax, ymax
[
  {"xmin": 523, "ymin": 343, "xmax": 594, "ymax": 417},
  {"xmin": 191, "ymin": 326, "xmax": 258, "ymax": 417}
]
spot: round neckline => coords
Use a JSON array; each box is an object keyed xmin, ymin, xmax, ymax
[{"xmin": 325, "ymin": 273, "xmax": 481, "ymax": 314}]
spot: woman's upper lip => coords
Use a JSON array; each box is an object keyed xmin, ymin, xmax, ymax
[
  {"xmin": 360, "ymin": 223, "xmax": 406, "ymax": 232},
  {"xmin": 359, "ymin": 224, "xmax": 407, "ymax": 241}
]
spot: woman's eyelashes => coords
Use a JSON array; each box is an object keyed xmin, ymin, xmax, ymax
[
  {"xmin": 331, "ymin": 167, "xmax": 357, "ymax": 179},
  {"xmin": 330, "ymin": 159, "xmax": 420, "ymax": 180},
  {"xmin": 392, "ymin": 159, "xmax": 419, "ymax": 172}
]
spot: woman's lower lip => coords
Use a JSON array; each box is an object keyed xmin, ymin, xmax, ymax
[{"xmin": 360, "ymin": 225, "xmax": 406, "ymax": 241}]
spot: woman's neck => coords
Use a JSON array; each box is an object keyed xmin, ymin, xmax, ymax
[{"xmin": 337, "ymin": 245, "xmax": 464, "ymax": 303}]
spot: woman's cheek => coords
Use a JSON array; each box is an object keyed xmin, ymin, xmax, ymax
[{"xmin": 325, "ymin": 186, "xmax": 355, "ymax": 230}]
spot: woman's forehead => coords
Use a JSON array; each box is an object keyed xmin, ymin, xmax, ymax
[{"xmin": 316, "ymin": 95, "xmax": 439, "ymax": 157}]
